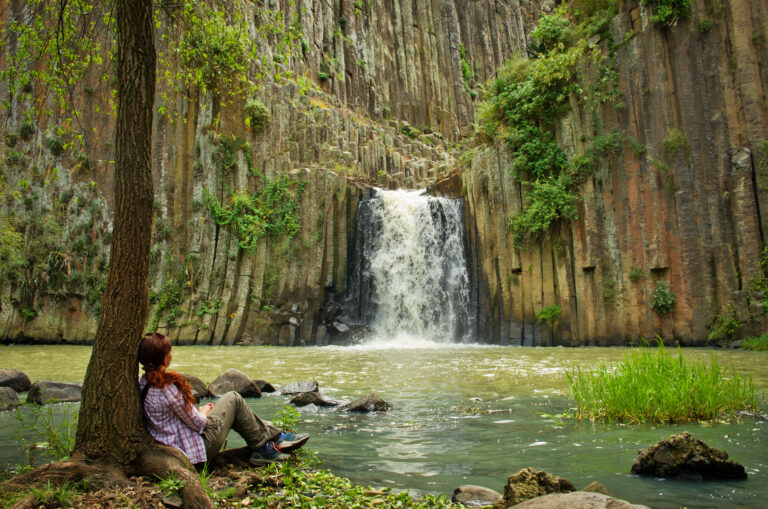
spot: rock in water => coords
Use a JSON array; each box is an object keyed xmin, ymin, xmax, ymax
[
  {"xmin": 492, "ymin": 467, "xmax": 575, "ymax": 508},
  {"xmin": 279, "ymin": 381, "xmax": 319, "ymax": 395},
  {"xmin": 451, "ymin": 485, "xmax": 502, "ymax": 507},
  {"xmin": 0, "ymin": 387, "xmax": 20, "ymax": 411},
  {"xmin": 254, "ymin": 380, "xmax": 276, "ymax": 393},
  {"xmin": 290, "ymin": 391, "xmax": 344, "ymax": 407},
  {"xmin": 207, "ymin": 369, "xmax": 261, "ymax": 398},
  {"xmin": 631, "ymin": 432, "xmax": 747, "ymax": 480},
  {"xmin": 340, "ymin": 393, "xmax": 392, "ymax": 412},
  {"xmin": 27, "ymin": 381, "xmax": 83, "ymax": 404},
  {"xmin": 180, "ymin": 373, "xmax": 208, "ymax": 401},
  {"xmin": 508, "ymin": 492, "xmax": 649, "ymax": 509},
  {"xmin": 0, "ymin": 368, "xmax": 31, "ymax": 392}
]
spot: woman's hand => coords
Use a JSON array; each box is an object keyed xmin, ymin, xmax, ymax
[{"xmin": 198, "ymin": 402, "xmax": 214, "ymax": 416}]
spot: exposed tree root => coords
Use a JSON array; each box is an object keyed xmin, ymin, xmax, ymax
[{"xmin": 0, "ymin": 444, "xmax": 214, "ymax": 509}]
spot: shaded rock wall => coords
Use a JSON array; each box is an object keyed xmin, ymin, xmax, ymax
[
  {"xmin": 463, "ymin": 0, "xmax": 768, "ymax": 345},
  {"xmin": 0, "ymin": 0, "xmax": 527, "ymax": 344}
]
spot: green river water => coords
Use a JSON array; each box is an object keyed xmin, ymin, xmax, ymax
[{"xmin": 1, "ymin": 343, "xmax": 767, "ymax": 508}]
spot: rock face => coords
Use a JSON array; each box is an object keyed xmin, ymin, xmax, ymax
[
  {"xmin": 631, "ymin": 432, "xmax": 747, "ymax": 480},
  {"xmin": 340, "ymin": 393, "xmax": 391, "ymax": 412},
  {"xmin": 207, "ymin": 369, "xmax": 261, "ymax": 398},
  {"xmin": 452, "ymin": 485, "xmax": 502, "ymax": 507},
  {"xmin": 0, "ymin": 387, "xmax": 20, "ymax": 411},
  {"xmin": 508, "ymin": 492, "xmax": 649, "ymax": 509},
  {"xmin": 27, "ymin": 381, "xmax": 83, "ymax": 404},
  {"xmin": 492, "ymin": 468, "xmax": 575, "ymax": 508},
  {"xmin": 0, "ymin": 0, "xmax": 766, "ymax": 346},
  {"xmin": 461, "ymin": 0, "xmax": 768, "ymax": 345},
  {"xmin": 0, "ymin": 369, "xmax": 31, "ymax": 392}
]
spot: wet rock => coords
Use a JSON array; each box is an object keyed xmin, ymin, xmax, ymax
[
  {"xmin": 631, "ymin": 432, "xmax": 747, "ymax": 480},
  {"xmin": 340, "ymin": 393, "xmax": 391, "ymax": 412},
  {"xmin": 290, "ymin": 391, "xmax": 345, "ymax": 407},
  {"xmin": 581, "ymin": 482, "xmax": 609, "ymax": 495},
  {"xmin": 161, "ymin": 494, "xmax": 182, "ymax": 508},
  {"xmin": 27, "ymin": 381, "xmax": 83, "ymax": 404},
  {"xmin": 254, "ymin": 380, "xmax": 276, "ymax": 393},
  {"xmin": 0, "ymin": 387, "xmax": 20, "ymax": 411},
  {"xmin": 451, "ymin": 485, "xmax": 502, "ymax": 507},
  {"xmin": 492, "ymin": 467, "xmax": 575, "ymax": 508},
  {"xmin": 280, "ymin": 381, "xmax": 319, "ymax": 395},
  {"xmin": 508, "ymin": 492, "xmax": 649, "ymax": 509},
  {"xmin": 180, "ymin": 373, "xmax": 208, "ymax": 401},
  {"xmin": 0, "ymin": 368, "xmax": 31, "ymax": 392},
  {"xmin": 207, "ymin": 369, "xmax": 261, "ymax": 398}
]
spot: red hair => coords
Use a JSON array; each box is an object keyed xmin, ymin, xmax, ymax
[{"xmin": 138, "ymin": 332, "xmax": 195, "ymax": 409}]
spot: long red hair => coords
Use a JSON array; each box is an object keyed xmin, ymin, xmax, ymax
[{"xmin": 138, "ymin": 332, "xmax": 195, "ymax": 410}]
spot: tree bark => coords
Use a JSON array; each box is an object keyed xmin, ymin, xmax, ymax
[{"xmin": 72, "ymin": 0, "xmax": 156, "ymax": 464}]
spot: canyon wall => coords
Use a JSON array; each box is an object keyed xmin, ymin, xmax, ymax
[{"xmin": 461, "ymin": 0, "xmax": 768, "ymax": 345}]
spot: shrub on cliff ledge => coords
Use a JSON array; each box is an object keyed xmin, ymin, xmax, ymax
[
  {"xmin": 566, "ymin": 341, "xmax": 764, "ymax": 423},
  {"xmin": 245, "ymin": 99, "xmax": 270, "ymax": 132},
  {"xmin": 641, "ymin": 0, "xmax": 691, "ymax": 27},
  {"xmin": 651, "ymin": 279, "xmax": 677, "ymax": 314}
]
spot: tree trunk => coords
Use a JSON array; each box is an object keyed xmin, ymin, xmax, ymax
[
  {"xmin": 72, "ymin": 0, "xmax": 156, "ymax": 464},
  {"xmin": 1, "ymin": 2, "xmax": 213, "ymax": 505}
]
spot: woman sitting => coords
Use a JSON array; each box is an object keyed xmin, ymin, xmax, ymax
[{"xmin": 138, "ymin": 332, "xmax": 308, "ymax": 467}]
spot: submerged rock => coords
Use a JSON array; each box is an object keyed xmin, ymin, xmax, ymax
[
  {"xmin": 207, "ymin": 369, "xmax": 261, "ymax": 398},
  {"xmin": 0, "ymin": 368, "xmax": 31, "ymax": 392},
  {"xmin": 27, "ymin": 381, "xmax": 83, "ymax": 404},
  {"xmin": 340, "ymin": 393, "xmax": 391, "ymax": 412},
  {"xmin": 254, "ymin": 380, "xmax": 276, "ymax": 393},
  {"xmin": 451, "ymin": 485, "xmax": 502, "ymax": 507},
  {"xmin": 492, "ymin": 467, "xmax": 575, "ymax": 508},
  {"xmin": 0, "ymin": 387, "xmax": 20, "ymax": 411},
  {"xmin": 508, "ymin": 492, "xmax": 649, "ymax": 509},
  {"xmin": 631, "ymin": 432, "xmax": 747, "ymax": 480},
  {"xmin": 581, "ymin": 481, "xmax": 609, "ymax": 495},
  {"xmin": 280, "ymin": 381, "xmax": 319, "ymax": 395},
  {"xmin": 290, "ymin": 391, "xmax": 345, "ymax": 407}
]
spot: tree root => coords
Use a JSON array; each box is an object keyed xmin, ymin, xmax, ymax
[{"xmin": 0, "ymin": 444, "xmax": 214, "ymax": 509}]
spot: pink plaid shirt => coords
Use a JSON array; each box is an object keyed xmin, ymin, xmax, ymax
[{"xmin": 139, "ymin": 375, "xmax": 207, "ymax": 464}]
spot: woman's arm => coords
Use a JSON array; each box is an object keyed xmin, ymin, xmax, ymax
[{"xmin": 163, "ymin": 384, "xmax": 207, "ymax": 433}]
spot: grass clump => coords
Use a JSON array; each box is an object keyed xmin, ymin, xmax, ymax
[
  {"xmin": 740, "ymin": 333, "xmax": 768, "ymax": 351},
  {"xmin": 566, "ymin": 341, "xmax": 764, "ymax": 423}
]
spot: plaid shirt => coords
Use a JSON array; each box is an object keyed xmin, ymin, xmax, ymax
[{"xmin": 139, "ymin": 375, "xmax": 207, "ymax": 464}]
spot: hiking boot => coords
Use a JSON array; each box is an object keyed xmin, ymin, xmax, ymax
[
  {"xmin": 248, "ymin": 441, "xmax": 289, "ymax": 465},
  {"xmin": 276, "ymin": 431, "xmax": 310, "ymax": 452}
]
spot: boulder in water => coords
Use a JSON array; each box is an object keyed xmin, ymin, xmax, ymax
[
  {"xmin": 451, "ymin": 485, "xmax": 502, "ymax": 507},
  {"xmin": 340, "ymin": 393, "xmax": 391, "ymax": 412},
  {"xmin": 280, "ymin": 381, "xmax": 319, "ymax": 395},
  {"xmin": 0, "ymin": 387, "xmax": 20, "ymax": 411},
  {"xmin": 581, "ymin": 481, "xmax": 609, "ymax": 495},
  {"xmin": 207, "ymin": 369, "xmax": 261, "ymax": 398},
  {"xmin": 0, "ymin": 368, "xmax": 31, "ymax": 392},
  {"xmin": 290, "ymin": 391, "xmax": 345, "ymax": 407},
  {"xmin": 180, "ymin": 373, "xmax": 208, "ymax": 401},
  {"xmin": 254, "ymin": 380, "xmax": 276, "ymax": 393},
  {"xmin": 507, "ymin": 492, "xmax": 649, "ymax": 509},
  {"xmin": 27, "ymin": 381, "xmax": 83, "ymax": 404},
  {"xmin": 492, "ymin": 467, "xmax": 575, "ymax": 508},
  {"xmin": 631, "ymin": 432, "xmax": 747, "ymax": 480}
]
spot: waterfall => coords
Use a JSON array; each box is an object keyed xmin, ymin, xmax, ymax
[{"xmin": 347, "ymin": 189, "xmax": 474, "ymax": 343}]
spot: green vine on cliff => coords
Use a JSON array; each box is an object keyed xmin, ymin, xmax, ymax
[
  {"xmin": 204, "ymin": 175, "xmax": 306, "ymax": 252},
  {"xmin": 476, "ymin": 2, "xmax": 625, "ymax": 248}
]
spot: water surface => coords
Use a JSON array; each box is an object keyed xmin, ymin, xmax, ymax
[{"xmin": 1, "ymin": 343, "xmax": 767, "ymax": 508}]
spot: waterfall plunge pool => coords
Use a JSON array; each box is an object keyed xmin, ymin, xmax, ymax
[{"xmin": 1, "ymin": 343, "xmax": 767, "ymax": 508}]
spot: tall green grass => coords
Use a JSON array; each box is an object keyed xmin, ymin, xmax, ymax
[
  {"xmin": 566, "ymin": 342, "xmax": 764, "ymax": 423},
  {"xmin": 740, "ymin": 333, "xmax": 768, "ymax": 351}
]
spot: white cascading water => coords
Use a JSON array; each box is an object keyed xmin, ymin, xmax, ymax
[{"xmin": 350, "ymin": 189, "xmax": 473, "ymax": 344}]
